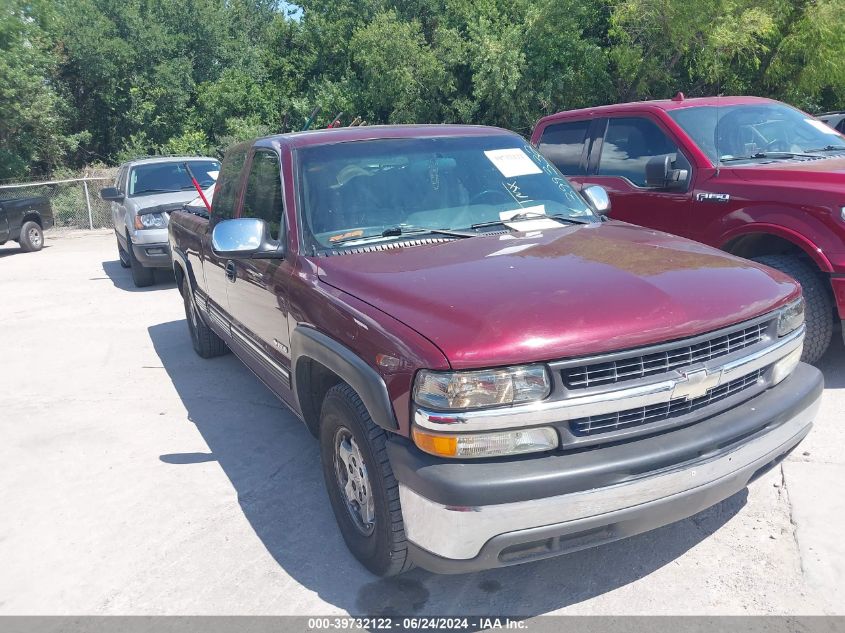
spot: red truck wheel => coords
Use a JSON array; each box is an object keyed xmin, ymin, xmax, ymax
[
  {"xmin": 752, "ymin": 255, "xmax": 833, "ymax": 364},
  {"xmin": 319, "ymin": 383, "xmax": 414, "ymax": 577}
]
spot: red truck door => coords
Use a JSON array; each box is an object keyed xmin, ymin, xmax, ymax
[
  {"xmin": 224, "ymin": 148, "xmax": 294, "ymax": 398},
  {"xmin": 536, "ymin": 115, "xmax": 695, "ymax": 235}
]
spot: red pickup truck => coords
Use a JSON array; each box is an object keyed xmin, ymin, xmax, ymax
[
  {"xmin": 168, "ymin": 125, "xmax": 821, "ymax": 575},
  {"xmin": 532, "ymin": 96, "xmax": 845, "ymax": 364}
]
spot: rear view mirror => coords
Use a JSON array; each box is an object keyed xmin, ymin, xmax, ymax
[
  {"xmin": 211, "ymin": 218, "xmax": 284, "ymax": 259},
  {"xmin": 582, "ymin": 185, "xmax": 611, "ymax": 217},
  {"xmin": 100, "ymin": 187, "xmax": 124, "ymax": 202},
  {"xmin": 645, "ymin": 156, "xmax": 688, "ymax": 190}
]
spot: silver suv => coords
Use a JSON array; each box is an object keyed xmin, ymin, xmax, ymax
[{"xmin": 101, "ymin": 157, "xmax": 219, "ymax": 287}]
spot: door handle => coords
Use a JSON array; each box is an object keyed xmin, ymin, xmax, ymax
[{"xmin": 225, "ymin": 260, "xmax": 237, "ymax": 282}]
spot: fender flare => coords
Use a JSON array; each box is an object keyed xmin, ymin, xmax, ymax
[
  {"xmin": 720, "ymin": 223, "xmax": 833, "ymax": 273},
  {"xmin": 290, "ymin": 326, "xmax": 399, "ymax": 431},
  {"xmin": 170, "ymin": 245, "xmax": 191, "ymax": 291}
]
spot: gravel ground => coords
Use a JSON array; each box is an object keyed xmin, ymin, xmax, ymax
[{"xmin": 0, "ymin": 229, "xmax": 842, "ymax": 615}]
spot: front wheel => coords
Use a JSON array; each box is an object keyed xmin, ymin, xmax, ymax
[
  {"xmin": 752, "ymin": 255, "xmax": 833, "ymax": 364},
  {"xmin": 117, "ymin": 235, "xmax": 130, "ymax": 268},
  {"xmin": 126, "ymin": 233, "xmax": 155, "ymax": 288},
  {"xmin": 19, "ymin": 221, "xmax": 43, "ymax": 252},
  {"xmin": 320, "ymin": 383, "xmax": 414, "ymax": 577}
]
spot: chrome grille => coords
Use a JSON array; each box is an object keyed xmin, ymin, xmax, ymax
[
  {"xmin": 563, "ymin": 322, "xmax": 768, "ymax": 390},
  {"xmin": 570, "ymin": 369, "xmax": 764, "ymax": 436}
]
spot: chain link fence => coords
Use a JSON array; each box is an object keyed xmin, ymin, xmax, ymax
[{"xmin": 0, "ymin": 167, "xmax": 118, "ymax": 230}]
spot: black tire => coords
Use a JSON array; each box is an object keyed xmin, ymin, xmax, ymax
[
  {"xmin": 182, "ymin": 283, "xmax": 227, "ymax": 358},
  {"xmin": 752, "ymin": 255, "xmax": 833, "ymax": 364},
  {"xmin": 319, "ymin": 383, "xmax": 413, "ymax": 577},
  {"xmin": 126, "ymin": 233, "xmax": 155, "ymax": 287},
  {"xmin": 18, "ymin": 221, "xmax": 43, "ymax": 252},
  {"xmin": 117, "ymin": 235, "xmax": 130, "ymax": 268}
]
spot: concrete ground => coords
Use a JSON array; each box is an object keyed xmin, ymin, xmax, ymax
[{"xmin": 0, "ymin": 229, "xmax": 842, "ymax": 615}]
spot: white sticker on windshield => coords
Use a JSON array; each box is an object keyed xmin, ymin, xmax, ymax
[
  {"xmin": 208, "ymin": 170, "xmax": 220, "ymax": 180},
  {"xmin": 484, "ymin": 148, "xmax": 543, "ymax": 178},
  {"xmin": 805, "ymin": 118, "xmax": 840, "ymax": 135}
]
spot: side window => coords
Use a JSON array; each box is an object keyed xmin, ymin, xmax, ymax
[
  {"xmin": 598, "ymin": 117, "xmax": 691, "ymax": 188},
  {"xmin": 537, "ymin": 120, "xmax": 590, "ymax": 175},
  {"xmin": 239, "ymin": 150, "xmax": 283, "ymax": 241},
  {"xmin": 838, "ymin": 119, "xmax": 845, "ymax": 133},
  {"xmin": 115, "ymin": 167, "xmax": 126, "ymax": 193},
  {"xmin": 212, "ymin": 143, "xmax": 250, "ymax": 221}
]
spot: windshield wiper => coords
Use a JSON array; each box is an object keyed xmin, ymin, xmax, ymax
[
  {"xmin": 470, "ymin": 212, "xmax": 591, "ymax": 230},
  {"xmin": 803, "ymin": 145, "xmax": 845, "ymax": 153},
  {"xmin": 329, "ymin": 226, "xmax": 473, "ymax": 247},
  {"xmin": 721, "ymin": 151, "xmax": 818, "ymax": 162},
  {"xmin": 133, "ymin": 188, "xmax": 180, "ymax": 195}
]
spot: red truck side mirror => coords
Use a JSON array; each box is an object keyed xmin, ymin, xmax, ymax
[{"xmin": 645, "ymin": 155, "xmax": 688, "ymax": 190}]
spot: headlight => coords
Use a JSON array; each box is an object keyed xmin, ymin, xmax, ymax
[
  {"xmin": 134, "ymin": 212, "xmax": 167, "ymax": 229},
  {"xmin": 777, "ymin": 297, "xmax": 805, "ymax": 337},
  {"xmin": 413, "ymin": 365, "xmax": 551, "ymax": 410},
  {"xmin": 413, "ymin": 427, "xmax": 558, "ymax": 458}
]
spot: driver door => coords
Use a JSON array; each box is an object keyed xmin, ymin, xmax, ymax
[
  {"xmin": 584, "ymin": 116, "xmax": 694, "ymax": 237},
  {"xmin": 225, "ymin": 149, "xmax": 294, "ymax": 400}
]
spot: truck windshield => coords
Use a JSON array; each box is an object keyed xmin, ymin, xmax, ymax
[
  {"xmin": 668, "ymin": 103, "xmax": 845, "ymax": 164},
  {"xmin": 297, "ymin": 135, "xmax": 595, "ymax": 250},
  {"xmin": 129, "ymin": 160, "xmax": 220, "ymax": 197}
]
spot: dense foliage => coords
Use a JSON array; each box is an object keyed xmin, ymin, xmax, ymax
[{"xmin": 2, "ymin": 0, "xmax": 844, "ymax": 179}]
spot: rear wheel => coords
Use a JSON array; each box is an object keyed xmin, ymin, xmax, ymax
[
  {"xmin": 752, "ymin": 254, "xmax": 833, "ymax": 364},
  {"xmin": 182, "ymin": 283, "xmax": 227, "ymax": 358},
  {"xmin": 126, "ymin": 233, "xmax": 155, "ymax": 287},
  {"xmin": 320, "ymin": 383, "xmax": 413, "ymax": 577},
  {"xmin": 18, "ymin": 221, "xmax": 43, "ymax": 252}
]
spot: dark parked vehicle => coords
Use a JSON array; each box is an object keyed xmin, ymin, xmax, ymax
[
  {"xmin": 0, "ymin": 196, "xmax": 53, "ymax": 252},
  {"xmin": 169, "ymin": 125, "xmax": 821, "ymax": 575},
  {"xmin": 532, "ymin": 95, "xmax": 845, "ymax": 363},
  {"xmin": 818, "ymin": 111, "xmax": 845, "ymax": 134}
]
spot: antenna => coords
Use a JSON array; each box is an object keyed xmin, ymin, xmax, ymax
[{"xmin": 714, "ymin": 48, "xmax": 722, "ymax": 177}]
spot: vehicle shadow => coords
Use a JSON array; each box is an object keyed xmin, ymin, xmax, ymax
[
  {"xmin": 102, "ymin": 259, "xmax": 176, "ymax": 291},
  {"xmin": 0, "ymin": 245, "xmax": 51, "ymax": 257},
  {"xmin": 149, "ymin": 319, "xmax": 746, "ymax": 617}
]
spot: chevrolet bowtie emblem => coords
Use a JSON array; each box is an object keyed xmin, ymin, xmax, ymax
[{"xmin": 671, "ymin": 368, "xmax": 723, "ymax": 400}]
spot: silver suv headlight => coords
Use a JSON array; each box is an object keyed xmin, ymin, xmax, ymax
[
  {"xmin": 777, "ymin": 297, "xmax": 805, "ymax": 337},
  {"xmin": 135, "ymin": 212, "xmax": 167, "ymax": 230},
  {"xmin": 413, "ymin": 365, "xmax": 550, "ymax": 411}
]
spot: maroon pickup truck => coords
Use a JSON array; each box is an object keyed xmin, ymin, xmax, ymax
[
  {"xmin": 531, "ymin": 95, "xmax": 845, "ymax": 363},
  {"xmin": 168, "ymin": 125, "xmax": 822, "ymax": 576}
]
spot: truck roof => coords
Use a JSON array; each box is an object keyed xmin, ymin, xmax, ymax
[
  {"xmin": 257, "ymin": 124, "xmax": 515, "ymax": 150},
  {"xmin": 537, "ymin": 95, "xmax": 778, "ymax": 124}
]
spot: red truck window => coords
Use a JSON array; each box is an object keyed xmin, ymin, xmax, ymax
[
  {"xmin": 537, "ymin": 120, "xmax": 590, "ymax": 175},
  {"xmin": 597, "ymin": 117, "xmax": 690, "ymax": 187},
  {"xmin": 213, "ymin": 143, "xmax": 250, "ymax": 220},
  {"xmin": 240, "ymin": 150, "xmax": 283, "ymax": 241}
]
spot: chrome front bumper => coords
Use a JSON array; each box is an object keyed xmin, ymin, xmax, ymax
[{"xmin": 398, "ymin": 367, "xmax": 820, "ymax": 571}]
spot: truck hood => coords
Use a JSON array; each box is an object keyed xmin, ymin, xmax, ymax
[
  {"xmin": 731, "ymin": 155, "xmax": 845, "ymax": 187},
  {"xmin": 316, "ymin": 222, "xmax": 799, "ymax": 368}
]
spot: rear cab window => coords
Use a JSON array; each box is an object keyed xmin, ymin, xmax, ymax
[{"xmin": 536, "ymin": 120, "xmax": 591, "ymax": 175}]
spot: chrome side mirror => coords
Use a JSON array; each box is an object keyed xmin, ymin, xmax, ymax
[
  {"xmin": 211, "ymin": 218, "xmax": 283, "ymax": 259},
  {"xmin": 582, "ymin": 185, "xmax": 611, "ymax": 217}
]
